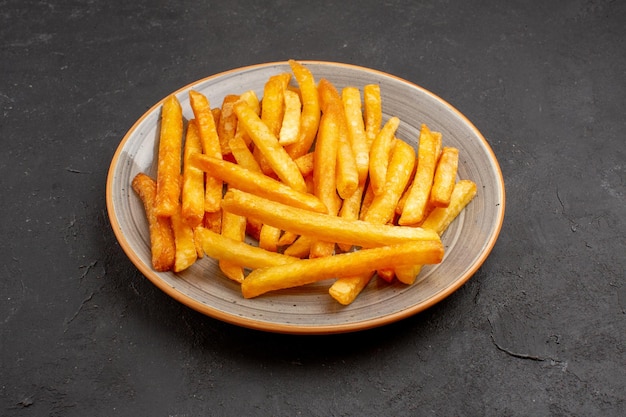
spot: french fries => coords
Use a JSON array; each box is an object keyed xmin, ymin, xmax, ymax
[
  {"xmin": 131, "ymin": 60, "xmax": 477, "ymax": 306},
  {"xmin": 132, "ymin": 173, "xmax": 176, "ymax": 272},
  {"xmin": 154, "ymin": 95, "xmax": 183, "ymax": 217}
]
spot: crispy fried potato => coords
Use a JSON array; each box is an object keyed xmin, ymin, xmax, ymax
[
  {"xmin": 294, "ymin": 152, "xmax": 314, "ymax": 177},
  {"xmin": 398, "ymin": 124, "xmax": 439, "ymax": 225},
  {"xmin": 363, "ymin": 139, "xmax": 416, "ymax": 225},
  {"xmin": 395, "ymin": 179, "xmax": 477, "ymax": 284},
  {"xmin": 190, "ymin": 154, "xmax": 327, "ymax": 213},
  {"xmin": 154, "ymin": 95, "xmax": 183, "ymax": 217},
  {"xmin": 132, "ymin": 173, "xmax": 175, "ymax": 271},
  {"xmin": 217, "ymin": 94, "xmax": 239, "ymax": 155},
  {"xmin": 228, "ymin": 135, "xmax": 262, "ymax": 173},
  {"xmin": 195, "ymin": 227, "xmax": 298, "ymax": 269},
  {"xmin": 241, "ymin": 240, "xmax": 444, "ymax": 298},
  {"xmin": 278, "ymin": 89, "xmax": 302, "ymax": 145},
  {"xmin": 430, "ymin": 146, "xmax": 459, "ymax": 207},
  {"xmin": 234, "ymin": 100, "xmax": 308, "ymax": 193},
  {"xmin": 181, "ymin": 119, "xmax": 205, "ymax": 227},
  {"xmin": 171, "ymin": 208, "xmax": 198, "ymax": 273},
  {"xmin": 221, "ymin": 189, "xmax": 440, "ymax": 247},
  {"xmin": 369, "ymin": 116, "xmax": 400, "ymax": 196},
  {"xmin": 189, "ymin": 90, "xmax": 223, "ymax": 213},
  {"xmin": 342, "ymin": 86, "xmax": 369, "ymax": 183},
  {"xmin": 285, "ymin": 60, "xmax": 320, "ymax": 158},
  {"xmin": 218, "ymin": 209, "xmax": 247, "ymax": 283},
  {"xmin": 364, "ymin": 84, "xmax": 382, "ymax": 145},
  {"xmin": 329, "ymin": 271, "xmax": 375, "ymax": 305},
  {"xmin": 318, "ymin": 79, "xmax": 358, "ymax": 199}
]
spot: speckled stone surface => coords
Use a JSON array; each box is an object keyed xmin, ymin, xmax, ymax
[{"xmin": 1, "ymin": 1, "xmax": 624, "ymax": 416}]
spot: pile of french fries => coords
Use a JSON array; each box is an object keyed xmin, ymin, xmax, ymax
[{"xmin": 131, "ymin": 60, "xmax": 477, "ymax": 305}]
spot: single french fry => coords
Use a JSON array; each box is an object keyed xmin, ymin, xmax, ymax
[
  {"xmin": 285, "ymin": 60, "xmax": 320, "ymax": 158},
  {"xmin": 190, "ymin": 154, "xmax": 327, "ymax": 213},
  {"xmin": 294, "ymin": 152, "xmax": 314, "ymax": 177},
  {"xmin": 430, "ymin": 146, "xmax": 459, "ymax": 207},
  {"xmin": 241, "ymin": 240, "xmax": 444, "ymax": 298},
  {"xmin": 369, "ymin": 116, "xmax": 400, "ymax": 195},
  {"xmin": 398, "ymin": 124, "xmax": 439, "ymax": 225},
  {"xmin": 277, "ymin": 230, "xmax": 298, "ymax": 247},
  {"xmin": 313, "ymin": 102, "xmax": 340, "ymax": 214},
  {"xmin": 154, "ymin": 95, "xmax": 183, "ymax": 217},
  {"xmin": 336, "ymin": 131, "xmax": 359, "ymax": 200},
  {"xmin": 261, "ymin": 75, "xmax": 288, "ymax": 136},
  {"xmin": 189, "ymin": 90, "xmax": 223, "ymax": 212},
  {"xmin": 259, "ymin": 224, "xmax": 282, "ymax": 252},
  {"xmin": 395, "ymin": 180, "xmax": 477, "ymax": 284},
  {"xmin": 364, "ymin": 84, "xmax": 382, "ymax": 145},
  {"xmin": 219, "ymin": 209, "xmax": 247, "ymax": 283},
  {"xmin": 181, "ymin": 119, "xmax": 205, "ymax": 227},
  {"xmin": 132, "ymin": 173, "xmax": 175, "ymax": 271},
  {"xmin": 228, "ymin": 135, "xmax": 262, "ymax": 173},
  {"xmin": 234, "ymin": 90, "xmax": 261, "ymax": 146},
  {"xmin": 171, "ymin": 208, "xmax": 198, "ymax": 273},
  {"xmin": 278, "ymin": 89, "xmax": 302, "ymax": 145},
  {"xmin": 203, "ymin": 209, "xmax": 222, "ymax": 233},
  {"xmin": 363, "ymin": 139, "xmax": 416, "ymax": 225},
  {"xmin": 318, "ymin": 79, "xmax": 358, "ymax": 199},
  {"xmin": 234, "ymin": 100, "xmax": 308, "ymax": 193},
  {"xmin": 283, "ymin": 235, "xmax": 314, "ymax": 258},
  {"xmin": 194, "ymin": 227, "xmax": 298, "ymax": 270},
  {"xmin": 217, "ymin": 94, "xmax": 239, "ymax": 156},
  {"xmin": 246, "ymin": 218, "xmax": 263, "ymax": 241},
  {"xmin": 337, "ymin": 181, "xmax": 366, "ymax": 252},
  {"xmin": 342, "ymin": 86, "xmax": 369, "ymax": 183},
  {"xmin": 329, "ymin": 271, "xmax": 375, "ymax": 305},
  {"xmin": 221, "ymin": 189, "xmax": 440, "ymax": 248}
]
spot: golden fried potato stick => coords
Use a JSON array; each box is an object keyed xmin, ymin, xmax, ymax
[
  {"xmin": 217, "ymin": 94, "xmax": 239, "ymax": 156},
  {"xmin": 317, "ymin": 79, "xmax": 358, "ymax": 200},
  {"xmin": 398, "ymin": 124, "xmax": 440, "ymax": 225},
  {"xmin": 194, "ymin": 227, "xmax": 298, "ymax": 269},
  {"xmin": 369, "ymin": 117, "xmax": 400, "ymax": 196},
  {"xmin": 329, "ymin": 271, "xmax": 375, "ymax": 305},
  {"xmin": 430, "ymin": 146, "xmax": 459, "ymax": 208},
  {"xmin": 364, "ymin": 84, "xmax": 382, "ymax": 145},
  {"xmin": 228, "ymin": 135, "xmax": 262, "ymax": 173},
  {"xmin": 285, "ymin": 60, "xmax": 320, "ymax": 159},
  {"xmin": 233, "ymin": 90, "xmax": 261, "ymax": 146},
  {"xmin": 221, "ymin": 189, "xmax": 440, "ymax": 247},
  {"xmin": 219, "ymin": 209, "xmax": 247, "ymax": 283},
  {"xmin": 278, "ymin": 89, "xmax": 301, "ymax": 145},
  {"xmin": 171, "ymin": 209, "xmax": 198, "ymax": 273},
  {"xmin": 190, "ymin": 154, "xmax": 327, "ymax": 213},
  {"xmin": 181, "ymin": 119, "xmax": 205, "ymax": 228},
  {"xmin": 395, "ymin": 179, "xmax": 477, "ymax": 284},
  {"xmin": 336, "ymin": 181, "xmax": 366, "ymax": 252},
  {"xmin": 132, "ymin": 173, "xmax": 175, "ymax": 272},
  {"xmin": 189, "ymin": 90, "xmax": 223, "ymax": 213},
  {"xmin": 233, "ymin": 100, "xmax": 308, "ymax": 193},
  {"xmin": 259, "ymin": 224, "xmax": 282, "ymax": 252},
  {"xmin": 283, "ymin": 235, "xmax": 314, "ymax": 258},
  {"xmin": 342, "ymin": 86, "xmax": 369, "ymax": 183},
  {"xmin": 311, "ymin": 99, "xmax": 343, "ymax": 257},
  {"xmin": 154, "ymin": 94, "xmax": 183, "ymax": 217},
  {"xmin": 241, "ymin": 240, "xmax": 444, "ymax": 298},
  {"xmin": 363, "ymin": 139, "xmax": 416, "ymax": 225},
  {"xmin": 261, "ymin": 75, "xmax": 287, "ymax": 136},
  {"xmin": 294, "ymin": 152, "xmax": 314, "ymax": 177}
]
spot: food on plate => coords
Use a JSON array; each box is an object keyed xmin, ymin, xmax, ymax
[
  {"xmin": 132, "ymin": 173, "xmax": 176, "ymax": 271},
  {"xmin": 130, "ymin": 60, "xmax": 477, "ymax": 305}
]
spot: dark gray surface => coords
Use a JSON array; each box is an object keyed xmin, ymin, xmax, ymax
[{"xmin": 1, "ymin": 1, "xmax": 624, "ymax": 416}]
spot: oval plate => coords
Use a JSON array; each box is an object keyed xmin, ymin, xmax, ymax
[{"xmin": 106, "ymin": 61, "xmax": 505, "ymax": 334}]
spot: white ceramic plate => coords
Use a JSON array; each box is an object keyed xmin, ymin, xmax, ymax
[{"xmin": 106, "ymin": 61, "xmax": 505, "ymax": 334}]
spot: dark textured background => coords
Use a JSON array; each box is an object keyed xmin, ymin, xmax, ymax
[{"xmin": 1, "ymin": 1, "xmax": 625, "ymax": 416}]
